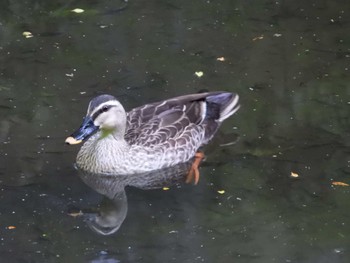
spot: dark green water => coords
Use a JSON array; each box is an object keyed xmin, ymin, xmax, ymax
[{"xmin": 0, "ymin": 0, "xmax": 349, "ymax": 262}]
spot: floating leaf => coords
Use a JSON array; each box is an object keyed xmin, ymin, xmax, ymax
[
  {"xmin": 22, "ymin": 31, "xmax": 33, "ymax": 38},
  {"xmin": 290, "ymin": 172, "xmax": 299, "ymax": 178},
  {"xmin": 216, "ymin": 57, "xmax": 225, "ymax": 61},
  {"xmin": 162, "ymin": 187, "xmax": 170, "ymax": 191},
  {"xmin": 332, "ymin": 181, "xmax": 349, "ymax": 187},
  {"xmin": 7, "ymin": 226, "xmax": 16, "ymax": 230},
  {"xmin": 195, "ymin": 71, "xmax": 204, "ymax": 78},
  {"xmin": 217, "ymin": 190, "xmax": 225, "ymax": 194},
  {"xmin": 252, "ymin": 35, "xmax": 264, "ymax": 41},
  {"xmin": 71, "ymin": 8, "xmax": 85, "ymax": 13},
  {"xmin": 67, "ymin": 211, "xmax": 83, "ymax": 217}
]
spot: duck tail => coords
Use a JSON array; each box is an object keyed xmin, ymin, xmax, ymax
[{"xmin": 206, "ymin": 92, "xmax": 240, "ymax": 122}]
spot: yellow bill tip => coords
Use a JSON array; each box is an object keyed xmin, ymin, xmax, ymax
[{"xmin": 65, "ymin": 136, "xmax": 82, "ymax": 145}]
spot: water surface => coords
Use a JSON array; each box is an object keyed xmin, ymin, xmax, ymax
[{"xmin": 0, "ymin": 1, "xmax": 349, "ymax": 262}]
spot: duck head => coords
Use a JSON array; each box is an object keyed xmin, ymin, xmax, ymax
[{"xmin": 65, "ymin": 94, "xmax": 127, "ymax": 145}]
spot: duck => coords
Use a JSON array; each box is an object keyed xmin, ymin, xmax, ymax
[{"xmin": 65, "ymin": 91, "xmax": 240, "ymax": 178}]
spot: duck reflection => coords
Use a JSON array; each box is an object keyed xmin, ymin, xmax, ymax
[{"xmin": 74, "ymin": 161, "xmax": 194, "ymax": 235}]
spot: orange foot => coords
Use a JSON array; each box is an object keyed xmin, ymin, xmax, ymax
[{"xmin": 186, "ymin": 152, "xmax": 205, "ymax": 185}]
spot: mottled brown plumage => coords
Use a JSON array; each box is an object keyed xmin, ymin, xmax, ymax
[{"xmin": 65, "ymin": 91, "xmax": 240, "ymax": 175}]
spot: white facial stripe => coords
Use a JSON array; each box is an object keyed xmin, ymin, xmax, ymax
[{"xmin": 90, "ymin": 100, "xmax": 120, "ymax": 117}]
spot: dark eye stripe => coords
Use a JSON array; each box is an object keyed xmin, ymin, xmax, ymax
[{"xmin": 91, "ymin": 105, "xmax": 115, "ymax": 120}]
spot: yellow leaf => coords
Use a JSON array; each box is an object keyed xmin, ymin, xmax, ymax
[
  {"xmin": 162, "ymin": 187, "xmax": 170, "ymax": 191},
  {"xmin": 7, "ymin": 226, "xmax": 16, "ymax": 230},
  {"xmin": 217, "ymin": 190, "xmax": 225, "ymax": 194},
  {"xmin": 71, "ymin": 8, "xmax": 85, "ymax": 13},
  {"xmin": 22, "ymin": 31, "xmax": 33, "ymax": 38},
  {"xmin": 195, "ymin": 71, "xmax": 204, "ymax": 78},
  {"xmin": 332, "ymin": 181, "xmax": 349, "ymax": 187}
]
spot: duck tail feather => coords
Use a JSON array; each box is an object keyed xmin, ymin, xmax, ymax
[{"xmin": 206, "ymin": 93, "xmax": 240, "ymax": 122}]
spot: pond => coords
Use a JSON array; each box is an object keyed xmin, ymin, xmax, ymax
[{"xmin": 0, "ymin": 0, "xmax": 349, "ymax": 262}]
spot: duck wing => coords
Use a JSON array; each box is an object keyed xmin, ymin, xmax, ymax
[{"xmin": 125, "ymin": 92, "xmax": 239, "ymax": 147}]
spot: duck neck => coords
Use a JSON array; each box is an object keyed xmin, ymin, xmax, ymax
[
  {"xmin": 100, "ymin": 127, "xmax": 125, "ymax": 141},
  {"xmin": 113, "ymin": 111, "xmax": 127, "ymax": 141},
  {"xmin": 100, "ymin": 114, "xmax": 127, "ymax": 141}
]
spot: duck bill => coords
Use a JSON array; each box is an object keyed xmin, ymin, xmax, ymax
[{"xmin": 65, "ymin": 116, "xmax": 99, "ymax": 145}]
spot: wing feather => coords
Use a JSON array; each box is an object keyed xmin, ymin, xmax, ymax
[
  {"xmin": 124, "ymin": 94, "xmax": 209, "ymax": 147},
  {"xmin": 124, "ymin": 91, "xmax": 239, "ymax": 148}
]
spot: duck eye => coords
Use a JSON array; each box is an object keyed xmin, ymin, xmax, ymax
[{"xmin": 102, "ymin": 106, "xmax": 109, "ymax": 112}]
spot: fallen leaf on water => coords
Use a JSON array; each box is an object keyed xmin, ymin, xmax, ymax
[
  {"xmin": 290, "ymin": 172, "xmax": 299, "ymax": 178},
  {"xmin": 71, "ymin": 8, "xmax": 85, "ymax": 13},
  {"xmin": 195, "ymin": 71, "xmax": 204, "ymax": 78},
  {"xmin": 7, "ymin": 226, "xmax": 16, "ymax": 230},
  {"xmin": 216, "ymin": 57, "xmax": 225, "ymax": 61},
  {"xmin": 217, "ymin": 190, "xmax": 225, "ymax": 194},
  {"xmin": 67, "ymin": 211, "xmax": 83, "ymax": 217},
  {"xmin": 332, "ymin": 181, "xmax": 349, "ymax": 187},
  {"xmin": 252, "ymin": 35, "xmax": 264, "ymax": 41},
  {"xmin": 162, "ymin": 187, "xmax": 170, "ymax": 191},
  {"xmin": 273, "ymin": 33, "xmax": 282, "ymax": 37},
  {"xmin": 22, "ymin": 31, "xmax": 33, "ymax": 38}
]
